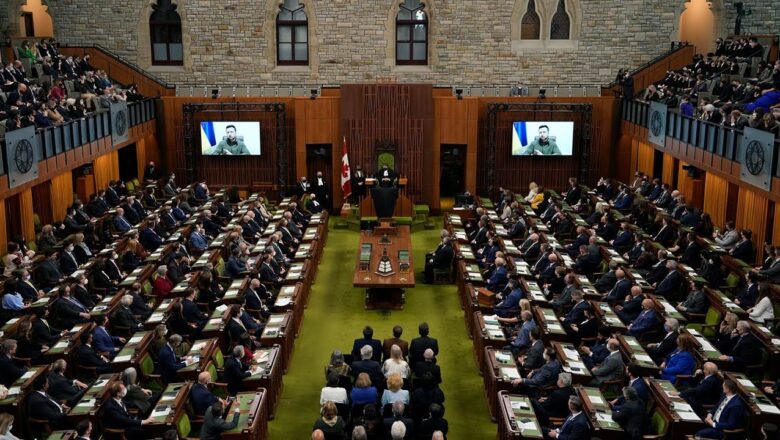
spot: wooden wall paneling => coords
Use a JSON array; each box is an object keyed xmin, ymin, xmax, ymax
[
  {"xmin": 431, "ymin": 97, "xmax": 477, "ymax": 212},
  {"xmin": 465, "ymin": 99, "xmax": 479, "ymax": 196},
  {"xmin": 50, "ymin": 172, "xmax": 74, "ymax": 221},
  {"xmin": 19, "ymin": 188, "xmax": 36, "ymax": 244},
  {"xmin": 637, "ymin": 142, "xmax": 655, "ymax": 177},
  {"xmin": 31, "ymin": 181, "xmax": 53, "ymax": 226},
  {"xmin": 773, "ymin": 203, "xmax": 780, "ymax": 245},
  {"xmin": 662, "ymin": 154, "xmax": 676, "ymax": 187},
  {"xmin": 615, "ymin": 133, "xmax": 634, "ymax": 184},
  {"xmin": 735, "ymin": 187, "xmax": 769, "ymax": 263},
  {"xmin": 703, "ymin": 173, "xmax": 729, "ymax": 228},
  {"xmin": 94, "ymin": 150, "xmax": 119, "ymax": 191},
  {"xmin": 136, "ymin": 137, "xmax": 147, "ymax": 181}
]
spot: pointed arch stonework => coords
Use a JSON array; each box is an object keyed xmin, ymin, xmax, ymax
[
  {"xmin": 511, "ymin": 0, "xmax": 580, "ymax": 52},
  {"xmin": 138, "ymin": 0, "xmax": 192, "ymax": 72}
]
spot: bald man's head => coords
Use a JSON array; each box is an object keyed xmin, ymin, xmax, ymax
[
  {"xmin": 197, "ymin": 371, "xmax": 211, "ymax": 384},
  {"xmin": 312, "ymin": 429, "xmax": 325, "ymax": 440}
]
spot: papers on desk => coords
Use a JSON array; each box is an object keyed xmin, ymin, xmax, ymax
[
  {"xmin": 510, "ymin": 399, "xmax": 529, "ymax": 410},
  {"xmin": 281, "ymin": 286, "xmax": 296, "ymax": 295},
  {"xmin": 184, "ymin": 356, "xmax": 199, "ymax": 366},
  {"xmin": 488, "ymin": 330, "xmax": 505, "ymax": 339},
  {"xmin": 114, "ymin": 354, "xmax": 132, "ymax": 363},
  {"xmin": 737, "ymin": 378, "xmax": 754, "ymax": 388},
  {"xmin": 275, "ymin": 297, "xmax": 292, "ymax": 307},
  {"xmin": 501, "ymin": 367, "xmax": 521, "ymax": 380},
  {"xmin": 151, "ymin": 407, "xmax": 172, "ymax": 418},
  {"xmin": 517, "ymin": 421, "xmax": 537, "ymax": 431},
  {"xmin": 595, "ymin": 412, "xmax": 613, "ymax": 423},
  {"xmin": 483, "ymin": 314, "xmax": 499, "ymax": 324},
  {"xmin": 149, "ymin": 313, "xmax": 164, "ymax": 322},
  {"xmin": 21, "ymin": 370, "xmax": 35, "ymax": 379},
  {"xmin": 77, "ymin": 398, "xmax": 97, "ymax": 407},
  {"xmin": 563, "ymin": 348, "xmax": 580, "ymax": 361},
  {"xmin": 635, "ymin": 354, "xmax": 654, "ymax": 363},
  {"xmin": 254, "ymin": 350, "xmax": 270, "ymax": 364},
  {"xmin": 661, "ymin": 302, "xmax": 677, "ymax": 313},
  {"xmin": 589, "ymin": 395, "xmax": 605, "ymax": 405},
  {"xmin": 672, "ymin": 402, "xmax": 694, "ymax": 413},
  {"xmin": 7, "ymin": 387, "xmax": 20, "ymax": 396},
  {"xmin": 216, "ymin": 304, "xmax": 228, "ymax": 313},
  {"xmin": 128, "ymin": 335, "xmax": 143, "ymax": 344},
  {"xmin": 772, "ymin": 338, "xmax": 780, "ymax": 346},
  {"xmin": 92, "ymin": 305, "xmax": 108, "ymax": 312},
  {"xmin": 495, "ymin": 352, "xmax": 512, "ymax": 364},
  {"xmin": 208, "ymin": 318, "xmax": 222, "ymax": 325},
  {"xmin": 567, "ymin": 361, "xmax": 586, "ymax": 370},
  {"xmin": 33, "ymin": 297, "xmax": 49, "ymax": 305},
  {"xmin": 269, "ymin": 316, "xmax": 284, "ymax": 324},
  {"xmin": 757, "ymin": 403, "xmax": 780, "ymax": 414},
  {"xmin": 93, "ymin": 379, "xmax": 109, "ymax": 388},
  {"xmin": 677, "ymin": 411, "xmax": 701, "ymax": 421},
  {"xmin": 160, "ymin": 394, "xmax": 176, "ymax": 402},
  {"xmin": 191, "ymin": 342, "xmax": 207, "ymax": 352},
  {"xmin": 698, "ymin": 339, "xmax": 717, "ymax": 352},
  {"xmin": 547, "ymin": 323, "xmax": 563, "ymax": 332}
]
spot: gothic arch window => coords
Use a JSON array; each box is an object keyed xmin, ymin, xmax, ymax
[
  {"xmin": 396, "ymin": 0, "xmax": 428, "ymax": 65},
  {"xmin": 149, "ymin": 0, "xmax": 183, "ymax": 66},
  {"xmin": 277, "ymin": 0, "xmax": 309, "ymax": 65},
  {"xmin": 520, "ymin": 0, "xmax": 541, "ymax": 40},
  {"xmin": 550, "ymin": 0, "xmax": 571, "ymax": 40}
]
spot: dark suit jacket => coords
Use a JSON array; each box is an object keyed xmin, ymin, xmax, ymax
[
  {"xmin": 27, "ymin": 391, "xmax": 68, "ymax": 428},
  {"xmin": 157, "ymin": 343, "xmax": 186, "ymax": 383},
  {"xmin": 655, "ymin": 270, "xmax": 683, "ymax": 297},
  {"xmin": 648, "ymin": 331, "xmax": 679, "ymax": 361},
  {"xmin": 191, "ymin": 383, "xmax": 219, "ymax": 415},
  {"xmin": 613, "ymin": 399, "xmax": 645, "ymax": 440},
  {"xmin": 73, "ymin": 344, "xmax": 109, "ymax": 370},
  {"xmin": 200, "ymin": 407, "xmax": 241, "ymax": 440},
  {"xmin": 32, "ymin": 318, "xmax": 61, "ymax": 346},
  {"xmin": 182, "ymin": 298, "xmax": 207, "ymax": 325},
  {"xmin": 413, "ymin": 361, "xmax": 442, "ymax": 385},
  {"xmin": 48, "ymin": 372, "xmax": 84, "ymax": 405},
  {"xmin": 522, "ymin": 340, "xmax": 544, "ymax": 371},
  {"xmin": 730, "ymin": 240, "xmax": 755, "ymax": 264},
  {"xmin": 728, "ymin": 334, "xmax": 761, "ymax": 368},
  {"xmin": 540, "ymin": 386, "xmax": 576, "ymax": 419},
  {"xmin": 707, "ymin": 395, "xmax": 745, "ymax": 431},
  {"xmin": 409, "ymin": 336, "xmax": 440, "ymax": 366},
  {"xmin": 0, "ymin": 354, "xmax": 27, "ymax": 387},
  {"xmin": 59, "ymin": 252, "xmax": 79, "ymax": 275},
  {"xmin": 382, "ymin": 337, "xmax": 409, "ymax": 360},
  {"xmin": 102, "ymin": 397, "xmax": 142, "ymax": 431},
  {"xmin": 557, "ymin": 412, "xmax": 591, "ymax": 440},
  {"xmin": 350, "ymin": 359, "xmax": 384, "ymax": 386},
  {"xmin": 224, "ymin": 356, "xmax": 251, "ymax": 395},
  {"xmin": 681, "ymin": 374, "xmax": 723, "ymax": 410},
  {"xmin": 351, "ymin": 337, "xmax": 383, "ymax": 362}
]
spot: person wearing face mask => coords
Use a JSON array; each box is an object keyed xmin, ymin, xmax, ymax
[
  {"xmin": 58, "ymin": 240, "xmax": 80, "ymax": 275},
  {"xmin": 512, "ymin": 347, "xmax": 561, "ymax": 394},
  {"xmin": 718, "ymin": 320, "xmax": 761, "ymax": 370},
  {"xmin": 72, "ymin": 274, "xmax": 97, "ymax": 309},
  {"xmin": 224, "ymin": 346, "xmax": 256, "ymax": 396},
  {"xmin": 102, "ymin": 382, "xmax": 154, "ymax": 439},
  {"xmin": 298, "ymin": 176, "xmax": 311, "ymax": 198},
  {"xmin": 312, "ymin": 170, "xmax": 330, "ymax": 208},
  {"xmin": 14, "ymin": 269, "xmax": 44, "ymax": 302},
  {"xmin": 163, "ymin": 173, "xmax": 178, "ymax": 198}
]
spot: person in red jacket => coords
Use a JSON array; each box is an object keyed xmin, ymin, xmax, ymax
[{"xmin": 152, "ymin": 266, "xmax": 174, "ymax": 298}]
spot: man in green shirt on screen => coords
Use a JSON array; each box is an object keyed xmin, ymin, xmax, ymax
[
  {"xmin": 523, "ymin": 125, "xmax": 562, "ymax": 156},
  {"xmin": 212, "ymin": 125, "xmax": 250, "ymax": 155}
]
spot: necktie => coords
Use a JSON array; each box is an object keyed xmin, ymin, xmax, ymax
[
  {"xmin": 68, "ymin": 297, "xmax": 86, "ymax": 311},
  {"xmin": 713, "ymin": 396, "xmax": 730, "ymax": 421},
  {"xmin": 560, "ymin": 414, "xmax": 573, "ymax": 432}
]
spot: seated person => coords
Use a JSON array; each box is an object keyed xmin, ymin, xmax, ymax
[
  {"xmin": 351, "ymin": 326, "xmax": 383, "ymax": 363},
  {"xmin": 659, "ymin": 335, "xmax": 697, "ymax": 383},
  {"xmin": 424, "ymin": 236, "xmax": 454, "ymax": 284},
  {"xmin": 157, "ymin": 334, "xmax": 190, "ymax": 383},
  {"xmin": 512, "ymin": 347, "xmax": 561, "ymax": 391},
  {"xmin": 413, "ymin": 349, "xmax": 442, "ymax": 386},
  {"xmin": 350, "ymin": 372, "xmax": 379, "ymax": 407},
  {"xmin": 320, "ymin": 372, "xmax": 349, "ymax": 405},
  {"xmin": 73, "ymin": 332, "xmax": 112, "ymax": 374},
  {"xmin": 625, "ymin": 299, "xmax": 658, "ymax": 337},
  {"xmin": 191, "ymin": 371, "xmax": 224, "ymax": 416},
  {"xmin": 531, "ymin": 372, "xmax": 576, "ymax": 427},
  {"xmin": 224, "ymin": 345, "xmax": 254, "ymax": 395},
  {"xmin": 589, "ymin": 339, "xmax": 625, "ymax": 387},
  {"xmin": 501, "ymin": 310, "xmax": 537, "ymax": 356},
  {"xmin": 0, "ymin": 339, "xmax": 28, "ymax": 387},
  {"xmin": 676, "ymin": 280, "xmax": 708, "ymax": 316},
  {"xmin": 681, "ymin": 362, "xmax": 723, "ymax": 417},
  {"xmin": 485, "ymin": 257, "xmax": 508, "ymax": 292},
  {"xmin": 717, "ymin": 320, "xmax": 761, "ymax": 371},
  {"xmin": 201, "ymin": 399, "xmax": 242, "ymax": 439},
  {"xmin": 646, "ymin": 318, "xmax": 680, "ymax": 362},
  {"xmin": 27, "ymin": 375, "xmax": 69, "ymax": 431},
  {"xmin": 102, "ymin": 383, "xmax": 153, "ymax": 439},
  {"xmin": 92, "ymin": 314, "xmax": 125, "ymax": 356},
  {"xmin": 615, "ymin": 286, "xmax": 644, "ymax": 322},
  {"xmin": 47, "ymin": 359, "xmax": 88, "ymax": 407},
  {"xmin": 694, "ymin": 380, "xmax": 746, "ymax": 440},
  {"xmin": 612, "ymin": 387, "xmax": 646, "ymax": 440},
  {"xmin": 542, "ymin": 396, "xmax": 590, "ymax": 440},
  {"xmin": 121, "ymin": 367, "xmax": 156, "ymax": 415},
  {"xmin": 494, "ymin": 278, "xmax": 524, "ymax": 318},
  {"xmin": 381, "ymin": 373, "xmax": 410, "ymax": 406}
]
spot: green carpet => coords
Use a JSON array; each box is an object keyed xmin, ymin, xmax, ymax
[{"xmin": 268, "ymin": 219, "xmax": 495, "ymax": 439}]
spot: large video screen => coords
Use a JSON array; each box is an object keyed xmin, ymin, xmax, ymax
[
  {"xmin": 511, "ymin": 121, "xmax": 574, "ymax": 156},
  {"xmin": 200, "ymin": 121, "xmax": 262, "ymax": 156}
]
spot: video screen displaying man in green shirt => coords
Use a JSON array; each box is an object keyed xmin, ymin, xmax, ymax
[
  {"xmin": 521, "ymin": 125, "xmax": 562, "ymax": 156},
  {"xmin": 212, "ymin": 125, "xmax": 250, "ymax": 155}
]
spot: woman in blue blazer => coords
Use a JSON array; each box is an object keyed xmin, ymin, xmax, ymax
[{"xmin": 660, "ymin": 335, "xmax": 697, "ymax": 383}]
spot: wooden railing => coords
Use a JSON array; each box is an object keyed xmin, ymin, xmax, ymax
[
  {"xmin": 602, "ymin": 43, "xmax": 695, "ymax": 97},
  {"xmin": 58, "ymin": 45, "xmax": 176, "ymax": 97}
]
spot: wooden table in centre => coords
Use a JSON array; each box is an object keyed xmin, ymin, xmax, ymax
[{"xmin": 353, "ymin": 224, "xmax": 415, "ymax": 310}]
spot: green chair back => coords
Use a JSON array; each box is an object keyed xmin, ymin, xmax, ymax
[
  {"xmin": 216, "ymin": 257, "xmax": 226, "ymax": 276},
  {"xmin": 725, "ymin": 272, "xmax": 741, "ymax": 288},
  {"xmin": 140, "ymin": 353, "xmax": 155, "ymax": 376},
  {"xmin": 377, "ymin": 152, "xmax": 395, "ymax": 170},
  {"xmin": 701, "ymin": 306, "xmax": 722, "ymax": 338},
  {"xmin": 126, "ymin": 181, "xmax": 135, "ymax": 192},
  {"xmin": 177, "ymin": 413, "xmax": 191, "ymax": 438},
  {"xmin": 650, "ymin": 408, "xmax": 668, "ymax": 436},
  {"xmin": 142, "ymin": 280, "xmax": 153, "ymax": 296},
  {"xmin": 207, "ymin": 363, "xmax": 218, "ymax": 382},
  {"xmin": 214, "ymin": 348, "xmax": 224, "ymax": 369}
]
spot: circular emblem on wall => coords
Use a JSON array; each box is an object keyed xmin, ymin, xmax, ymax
[
  {"xmin": 115, "ymin": 110, "xmax": 127, "ymax": 136},
  {"xmin": 14, "ymin": 139, "xmax": 34, "ymax": 174},
  {"xmin": 650, "ymin": 110, "xmax": 663, "ymax": 137},
  {"xmin": 744, "ymin": 140, "xmax": 764, "ymax": 176}
]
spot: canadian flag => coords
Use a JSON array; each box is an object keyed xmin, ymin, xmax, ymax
[{"xmin": 341, "ymin": 136, "xmax": 352, "ymax": 198}]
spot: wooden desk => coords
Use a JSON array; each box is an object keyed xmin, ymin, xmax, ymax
[
  {"xmin": 273, "ymin": 283, "xmax": 303, "ymax": 337},
  {"xmin": 242, "ymin": 346, "xmax": 283, "ymax": 419},
  {"xmin": 484, "ymin": 348, "xmax": 518, "ymax": 421},
  {"xmin": 647, "ymin": 378, "xmax": 704, "ymax": 438},
  {"xmin": 577, "ymin": 386, "xmax": 623, "ymax": 440},
  {"xmin": 616, "ymin": 334, "xmax": 660, "ymax": 377},
  {"xmin": 144, "ymin": 382, "xmax": 191, "ymax": 438},
  {"xmin": 532, "ymin": 306, "xmax": 568, "ymax": 343},
  {"xmin": 591, "ymin": 301, "xmax": 627, "ymax": 332},
  {"xmin": 41, "ymin": 323, "xmax": 93, "ymax": 365},
  {"xmin": 472, "ymin": 312, "xmax": 507, "ymax": 369},
  {"xmin": 353, "ymin": 225, "xmax": 415, "ymax": 310},
  {"xmin": 497, "ymin": 391, "xmax": 544, "ymax": 439},
  {"xmin": 704, "ymin": 287, "xmax": 749, "ymax": 320},
  {"xmin": 66, "ymin": 374, "xmax": 119, "ymax": 425},
  {"xmin": 0, "ymin": 365, "xmax": 47, "ymax": 437},
  {"xmin": 748, "ymin": 322, "xmax": 780, "ymax": 377},
  {"xmin": 144, "ymin": 298, "xmax": 178, "ymax": 330},
  {"xmin": 46, "ymin": 431, "xmax": 77, "ymax": 440},
  {"xmin": 552, "ymin": 342, "xmax": 592, "ymax": 384},
  {"xmin": 111, "ymin": 330, "xmax": 152, "ymax": 372},
  {"xmin": 178, "ymin": 338, "xmax": 220, "ymax": 381},
  {"xmin": 221, "ymin": 390, "xmax": 269, "ymax": 440},
  {"xmin": 260, "ymin": 312, "xmax": 293, "ymax": 373}
]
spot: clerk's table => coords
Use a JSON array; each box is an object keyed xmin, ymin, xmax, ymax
[{"xmin": 353, "ymin": 223, "xmax": 415, "ymax": 310}]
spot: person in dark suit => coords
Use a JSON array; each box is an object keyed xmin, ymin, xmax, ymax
[
  {"xmin": 191, "ymin": 371, "xmax": 224, "ymax": 416},
  {"xmin": 654, "ymin": 261, "xmax": 684, "ymax": 298},
  {"xmin": 224, "ymin": 346, "xmax": 253, "ymax": 396},
  {"xmin": 351, "ymin": 345, "xmax": 384, "ymax": 387},
  {"xmin": 52, "ymin": 285, "xmax": 91, "ymax": 329},
  {"xmin": 31, "ymin": 308, "xmax": 63, "ymax": 346},
  {"xmin": 616, "ymin": 286, "xmax": 645, "ymax": 322},
  {"xmin": 181, "ymin": 288, "xmax": 208, "ymax": 329},
  {"xmin": 139, "ymin": 225, "xmax": 163, "ymax": 252},
  {"xmin": 589, "ymin": 339, "xmax": 625, "ymax": 386},
  {"xmin": 612, "ymin": 387, "xmax": 646, "ymax": 440},
  {"xmin": 113, "ymin": 207, "xmax": 134, "ymax": 233},
  {"xmin": 352, "ymin": 165, "xmax": 367, "ymax": 198},
  {"xmin": 382, "ymin": 325, "xmax": 409, "ymax": 361},
  {"xmin": 112, "ymin": 295, "xmax": 142, "ymax": 333},
  {"xmin": 0, "ymin": 339, "xmax": 28, "ymax": 387},
  {"xmin": 157, "ymin": 334, "xmax": 190, "ymax": 383},
  {"xmin": 486, "ymin": 257, "xmax": 509, "ymax": 292},
  {"xmin": 424, "ymin": 236, "xmax": 454, "ymax": 284},
  {"xmin": 625, "ymin": 299, "xmax": 659, "ymax": 337},
  {"xmin": 647, "ymin": 318, "xmax": 680, "ymax": 362},
  {"xmin": 243, "ymin": 278, "xmax": 270, "ymax": 313},
  {"xmin": 519, "ymin": 329, "xmax": 545, "ymax": 372},
  {"xmin": 542, "ymin": 396, "xmax": 591, "ymax": 440},
  {"xmin": 729, "ymin": 230, "xmax": 755, "ymax": 264},
  {"xmin": 73, "ymin": 332, "xmax": 112, "ymax": 374},
  {"xmin": 612, "ymin": 365, "xmax": 649, "ymax": 407},
  {"xmin": 102, "ymin": 383, "xmax": 153, "ymax": 439},
  {"xmin": 351, "ymin": 326, "xmax": 383, "ymax": 362},
  {"xmin": 603, "ymin": 270, "xmax": 631, "ymax": 303},
  {"xmin": 27, "ymin": 375, "xmax": 69, "ymax": 431},
  {"xmin": 93, "ymin": 314, "xmax": 125, "ymax": 355},
  {"xmin": 513, "ymin": 348, "xmax": 561, "ymax": 391},
  {"xmin": 695, "ymin": 380, "xmax": 746, "ymax": 439},
  {"xmin": 312, "ymin": 171, "xmax": 330, "ymax": 207},
  {"xmin": 676, "ymin": 280, "xmax": 709, "ymax": 316},
  {"xmin": 200, "ymin": 399, "xmax": 241, "ymax": 440},
  {"xmin": 48, "ymin": 359, "xmax": 88, "ymax": 407},
  {"xmin": 562, "ymin": 291, "xmax": 589, "ymax": 328},
  {"xmin": 718, "ymin": 320, "xmax": 761, "ymax": 371},
  {"xmin": 681, "ymin": 362, "xmax": 724, "ymax": 417},
  {"xmin": 413, "ymin": 348, "xmax": 442, "ymax": 386},
  {"xmin": 409, "ymin": 322, "xmax": 439, "ymax": 367},
  {"xmin": 532, "ymin": 372, "xmax": 576, "ymax": 427},
  {"xmin": 59, "ymin": 242, "xmax": 80, "ymax": 275},
  {"xmin": 735, "ymin": 272, "xmax": 759, "ymax": 309},
  {"xmin": 593, "ymin": 261, "xmax": 619, "ymax": 293},
  {"xmin": 383, "ymin": 401, "xmax": 414, "ymax": 438},
  {"xmin": 494, "ymin": 278, "xmax": 525, "ymax": 318},
  {"xmin": 417, "ymin": 403, "xmax": 448, "ymax": 440}
]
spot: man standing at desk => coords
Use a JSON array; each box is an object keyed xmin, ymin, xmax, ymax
[{"xmin": 378, "ymin": 164, "xmax": 396, "ymax": 187}]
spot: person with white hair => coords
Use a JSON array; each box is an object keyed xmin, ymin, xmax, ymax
[
  {"xmin": 431, "ymin": 431, "xmax": 445, "ymax": 440},
  {"xmin": 111, "ymin": 294, "xmax": 142, "ymax": 331},
  {"xmin": 390, "ymin": 421, "xmax": 407, "ymax": 440},
  {"xmin": 122, "ymin": 367, "xmax": 155, "ymax": 414},
  {"xmin": 351, "ymin": 345, "xmax": 383, "ymax": 386},
  {"xmin": 351, "ymin": 425, "xmax": 367, "ymax": 440},
  {"xmin": 384, "ymin": 401, "xmax": 414, "ymax": 438}
]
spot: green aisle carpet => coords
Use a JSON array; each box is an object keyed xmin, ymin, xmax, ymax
[{"xmin": 268, "ymin": 220, "xmax": 495, "ymax": 439}]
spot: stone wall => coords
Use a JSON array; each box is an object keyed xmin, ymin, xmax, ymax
[
  {"xmin": 721, "ymin": 1, "xmax": 780, "ymax": 36},
  {"xmin": 35, "ymin": 0, "xmax": 776, "ymax": 87}
]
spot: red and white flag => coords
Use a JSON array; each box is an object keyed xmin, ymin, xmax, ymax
[{"xmin": 341, "ymin": 136, "xmax": 352, "ymax": 198}]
